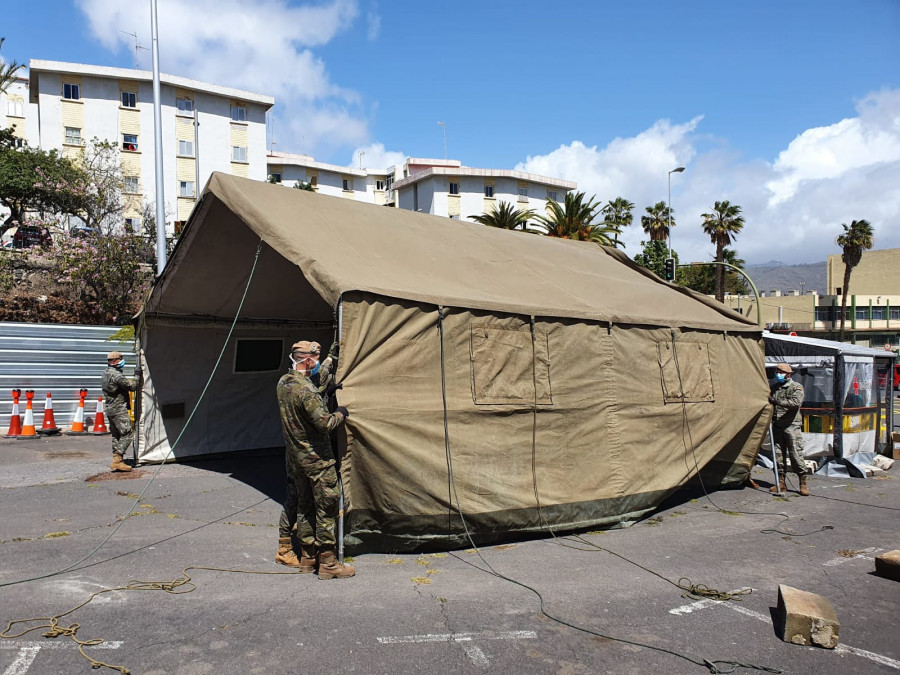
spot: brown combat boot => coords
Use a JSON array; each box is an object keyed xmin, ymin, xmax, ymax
[
  {"xmin": 746, "ymin": 476, "xmax": 760, "ymax": 489},
  {"xmin": 798, "ymin": 475, "xmax": 810, "ymax": 496},
  {"xmin": 275, "ymin": 537, "xmax": 300, "ymax": 568},
  {"xmin": 769, "ymin": 479, "xmax": 786, "ymax": 494},
  {"xmin": 109, "ymin": 453, "xmax": 133, "ymax": 472},
  {"xmin": 317, "ymin": 549, "xmax": 356, "ymax": 580},
  {"xmin": 299, "ymin": 545, "xmax": 317, "ymax": 574}
]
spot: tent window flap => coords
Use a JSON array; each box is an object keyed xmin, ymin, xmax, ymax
[
  {"xmin": 234, "ymin": 338, "xmax": 284, "ymax": 373},
  {"xmin": 657, "ymin": 340, "xmax": 715, "ymax": 403},
  {"xmin": 470, "ymin": 326, "xmax": 552, "ymax": 405}
]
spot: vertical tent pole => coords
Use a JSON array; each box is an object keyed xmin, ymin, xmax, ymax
[
  {"xmin": 337, "ymin": 297, "xmax": 345, "ymax": 564},
  {"xmin": 768, "ymin": 423, "xmax": 782, "ymax": 496}
]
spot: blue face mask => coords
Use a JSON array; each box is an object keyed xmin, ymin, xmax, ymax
[
  {"xmin": 114, "ymin": 359, "xmax": 125, "ymax": 370},
  {"xmin": 775, "ymin": 373, "xmax": 786, "ymax": 383},
  {"xmin": 310, "ymin": 360, "xmax": 321, "ymax": 377}
]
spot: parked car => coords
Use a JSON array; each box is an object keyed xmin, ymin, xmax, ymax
[{"xmin": 11, "ymin": 226, "xmax": 52, "ymax": 249}]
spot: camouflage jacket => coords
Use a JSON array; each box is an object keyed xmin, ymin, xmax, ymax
[
  {"xmin": 101, "ymin": 366, "xmax": 140, "ymax": 413},
  {"xmin": 771, "ymin": 378, "xmax": 804, "ymax": 429},
  {"xmin": 311, "ymin": 355, "xmax": 335, "ymax": 395},
  {"xmin": 276, "ymin": 370, "xmax": 345, "ymax": 455}
]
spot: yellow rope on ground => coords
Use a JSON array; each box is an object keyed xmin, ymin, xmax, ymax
[{"xmin": 0, "ymin": 566, "xmax": 302, "ymax": 674}]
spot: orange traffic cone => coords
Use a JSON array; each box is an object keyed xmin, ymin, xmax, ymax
[
  {"xmin": 4, "ymin": 389, "xmax": 22, "ymax": 438},
  {"xmin": 18, "ymin": 390, "xmax": 38, "ymax": 440},
  {"xmin": 66, "ymin": 389, "xmax": 89, "ymax": 435},
  {"xmin": 92, "ymin": 397, "xmax": 110, "ymax": 435},
  {"xmin": 38, "ymin": 392, "xmax": 60, "ymax": 435}
]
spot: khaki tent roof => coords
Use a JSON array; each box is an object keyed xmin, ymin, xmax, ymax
[{"xmin": 151, "ymin": 172, "xmax": 759, "ymax": 332}]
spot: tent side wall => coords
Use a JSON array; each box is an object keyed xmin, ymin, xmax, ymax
[{"xmin": 338, "ymin": 293, "xmax": 770, "ymax": 551}]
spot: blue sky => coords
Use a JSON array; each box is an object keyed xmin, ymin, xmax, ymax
[{"xmin": 4, "ymin": 0, "xmax": 900, "ymax": 264}]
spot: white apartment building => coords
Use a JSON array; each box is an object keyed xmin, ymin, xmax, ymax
[
  {"xmin": 265, "ymin": 155, "xmax": 576, "ymax": 225},
  {"xmin": 4, "ymin": 60, "xmax": 273, "ymax": 233},
  {"xmin": 267, "ymin": 151, "xmax": 390, "ymax": 205}
]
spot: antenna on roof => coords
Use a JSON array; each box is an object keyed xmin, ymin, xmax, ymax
[
  {"xmin": 120, "ymin": 30, "xmax": 149, "ymax": 69},
  {"xmin": 437, "ymin": 121, "xmax": 447, "ymax": 159},
  {"xmin": 358, "ymin": 150, "xmax": 365, "ymax": 169}
]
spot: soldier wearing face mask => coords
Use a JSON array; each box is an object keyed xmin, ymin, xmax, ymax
[
  {"xmin": 275, "ymin": 340, "xmax": 355, "ymax": 579},
  {"xmin": 102, "ymin": 351, "xmax": 142, "ymax": 472},
  {"xmin": 768, "ymin": 363, "xmax": 810, "ymax": 496}
]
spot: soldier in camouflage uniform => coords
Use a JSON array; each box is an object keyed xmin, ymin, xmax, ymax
[
  {"xmin": 276, "ymin": 340, "xmax": 355, "ymax": 579},
  {"xmin": 102, "ymin": 351, "xmax": 142, "ymax": 473},
  {"xmin": 769, "ymin": 362, "xmax": 810, "ymax": 496}
]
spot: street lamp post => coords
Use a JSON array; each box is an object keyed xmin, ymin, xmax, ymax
[{"xmin": 667, "ymin": 166, "xmax": 685, "ymax": 260}]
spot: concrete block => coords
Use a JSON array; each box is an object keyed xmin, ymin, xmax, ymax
[
  {"xmin": 776, "ymin": 585, "xmax": 840, "ymax": 649},
  {"xmin": 874, "ymin": 550, "xmax": 900, "ymax": 582}
]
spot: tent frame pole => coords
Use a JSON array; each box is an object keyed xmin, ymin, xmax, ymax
[{"xmin": 337, "ymin": 298, "xmax": 345, "ymax": 564}]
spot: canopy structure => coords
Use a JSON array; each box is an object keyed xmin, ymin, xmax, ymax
[
  {"xmin": 763, "ymin": 332, "xmax": 895, "ymax": 461},
  {"xmin": 136, "ymin": 172, "xmax": 771, "ymax": 551}
]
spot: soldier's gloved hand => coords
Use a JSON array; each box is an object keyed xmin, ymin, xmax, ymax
[
  {"xmin": 135, "ymin": 368, "xmax": 144, "ymax": 379},
  {"xmin": 328, "ymin": 341, "xmax": 340, "ymax": 361},
  {"xmin": 335, "ymin": 406, "xmax": 349, "ymax": 418},
  {"xmin": 325, "ymin": 381, "xmax": 343, "ymax": 396},
  {"xmin": 767, "ymin": 395, "xmax": 774, "ymax": 405}
]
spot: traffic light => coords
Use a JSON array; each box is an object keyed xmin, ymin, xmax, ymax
[{"xmin": 664, "ymin": 258, "xmax": 675, "ymax": 281}]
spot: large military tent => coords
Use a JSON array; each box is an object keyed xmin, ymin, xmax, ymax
[{"xmin": 136, "ymin": 172, "xmax": 771, "ymax": 551}]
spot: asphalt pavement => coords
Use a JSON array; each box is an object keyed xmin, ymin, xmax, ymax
[{"xmin": 0, "ymin": 431, "xmax": 898, "ymax": 675}]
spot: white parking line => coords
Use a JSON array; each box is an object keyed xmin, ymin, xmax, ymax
[
  {"xmin": 1, "ymin": 642, "xmax": 122, "ymax": 675},
  {"xmin": 823, "ymin": 547, "xmax": 882, "ymax": 567},
  {"xmin": 377, "ymin": 630, "xmax": 536, "ymax": 669},
  {"xmin": 669, "ymin": 597, "xmax": 900, "ymax": 670},
  {"xmin": 668, "ymin": 589, "xmax": 753, "ymax": 616}
]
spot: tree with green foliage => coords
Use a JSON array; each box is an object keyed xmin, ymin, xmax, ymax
[
  {"xmin": 701, "ymin": 200, "xmax": 745, "ymax": 302},
  {"xmin": 678, "ymin": 248, "xmax": 749, "ymax": 296},
  {"xmin": 0, "ymin": 142, "xmax": 87, "ymax": 235},
  {"xmin": 835, "ymin": 219, "xmax": 875, "ymax": 340},
  {"xmin": 641, "ymin": 201, "xmax": 673, "ymax": 242},
  {"xmin": 601, "ymin": 196, "xmax": 634, "ymax": 248},
  {"xmin": 634, "ymin": 240, "xmax": 678, "ymax": 279},
  {"xmin": 0, "ymin": 38, "xmax": 24, "ymax": 95},
  {"xmin": 293, "ymin": 180, "xmax": 316, "ymax": 191},
  {"xmin": 469, "ymin": 201, "xmax": 535, "ymax": 230},
  {"xmin": 536, "ymin": 191, "xmax": 620, "ymax": 245}
]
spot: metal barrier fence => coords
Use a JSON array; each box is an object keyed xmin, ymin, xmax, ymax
[{"xmin": 0, "ymin": 322, "xmax": 135, "ymax": 429}]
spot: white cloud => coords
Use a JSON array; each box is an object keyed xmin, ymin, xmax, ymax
[
  {"xmin": 516, "ymin": 91, "xmax": 900, "ymax": 264},
  {"xmin": 76, "ymin": 0, "xmax": 368, "ymax": 157},
  {"xmin": 348, "ymin": 142, "xmax": 405, "ymax": 170},
  {"xmin": 366, "ymin": 3, "xmax": 381, "ymax": 41}
]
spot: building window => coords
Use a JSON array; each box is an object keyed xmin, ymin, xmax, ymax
[
  {"xmin": 814, "ymin": 307, "xmax": 833, "ymax": 323},
  {"xmin": 176, "ymin": 97, "xmax": 194, "ymax": 116},
  {"xmin": 375, "ymin": 179, "xmax": 385, "ymax": 191},
  {"xmin": 121, "ymin": 91, "xmax": 137, "ymax": 108},
  {"xmin": 63, "ymin": 83, "xmax": 80, "ymax": 100},
  {"xmin": 64, "ymin": 127, "xmax": 82, "ymax": 145},
  {"xmin": 270, "ymin": 172, "xmax": 282, "ymax": 183},
  {"xmin": 856, "ymin": 307, "xmax": 869, "ymax": 320},
  {"xmin": 449, "ymin": 215, "xmax": 460, "ymax": 220},
  {"xmin": 232, "ymin": 146, "xmax": 248, "ymax": 162},
  {"xmin": 179, "ymin": 180, "xmax": 196, "ymax": 198},
  {"xmin": 518, "ymin": 185, "xmax": 528, "ymax": 201},
  {"xmin": 449, "ymin": 181, "xmax": 460, "ymax": 195},
  {"xmin": 12, "ymin": 137, "xmax": 24, "ymax": 149},
  {"xmin": 6, "ymin": 99, "xmax": 24, "ymax": 117},
  {"xmin": 342, "ymin": 178, "xmax": 353, "ymax": 191},
  {"xmin": 309, "ymin": 174, "xmax": 318, "ymax": 187},
  {"xmin": 122, "ymin": 134, "xmax": 138, "ymax": 151},
  {"xmin": 230, "ymin": 105, "xmax": 247, "ymax": 122},
  {"xmin": 547, "ymin": 190, "xmax": 558, "ymax": 201},
  {"xmin": 484, "ymin": 184, "xmax": 494, "ymax": 198},
  {"xmin": 386, "ymin": 175, "xmax": 393, "ymax": 190},
  {"xmin": 123, "ymin": 176, "xmax": 140, "ymax": 194},
  {"xmin": 124, "ymin": 217, "xmax": 141, "ymax": 232},
  {"xmin": 891, "ymin": 308, "xmax": 900, "ymax": 320},
  {"xmin": 178, "ymin": 139, "xmax": 194, "ymax": 156},
  {"xmin": 872, "ymin": 306, "xmax": 886, "ymax": 320}
]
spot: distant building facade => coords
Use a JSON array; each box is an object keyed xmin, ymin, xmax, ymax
[
  {"xmin": 265, "ymin": 154, "xmax": 576, "ymax": 227},
  {"xmin": 3, "ymin": 60, "xmax": 273, "ymax": 234}
]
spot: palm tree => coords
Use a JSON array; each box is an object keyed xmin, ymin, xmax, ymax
[
  {"xmin": 641, "ymin": 201, "xmax": 672, "ymax": 242},
  {"xmin": 836, "ymin": 219, "xmax": 875, "ymax": 341},
  {"xmin": 701, "ymin": 200, "xmax": 745, "ymax": 303},
  {"xmin": 0, "ymin": 38, "xmax": 24, "ymax": 95},
  {"xmin": 601, "ymin": 197, "xmax": 634, "ymax": 249},
  {"xmin": 469, "ymin": 201, "xmax": 535, "ymax": 231},
  {"xmin": 536, "ymin": 191, "xmax": 613, "ymax": 243}
]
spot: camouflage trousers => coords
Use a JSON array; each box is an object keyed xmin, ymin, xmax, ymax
[
  {"xmin": 773, "ymin": 424, "xmax": 808, "ymax": 476},
  {"xmin": 108, "ymin": 407, "xmax": 133, "ymax": 457},
  {"xmin": 278, "ymin": 443, "xmax": 340, "ymax": 548}
]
